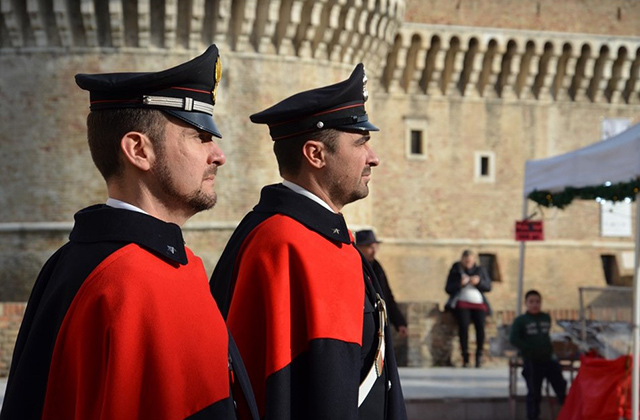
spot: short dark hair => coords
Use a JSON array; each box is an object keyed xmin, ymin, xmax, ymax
[
  {"xmin": 525, "ymin": 289, "xmax": 541, "ymax": 300},
  {"xmin": 87, "ymin": 108, "xmax": 167, "ymax": 181},
  {"xmin": 461, "ymin": 249, "xmax": 473, "ymax": 258},
  {"xmin": 273, "ymin": 129, "xmax": 340, "ymax": 177}
]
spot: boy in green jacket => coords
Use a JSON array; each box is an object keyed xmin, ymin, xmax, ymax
[{"xmin": 509, "ymin": 290, "xmax": 567, "ymax": 420}]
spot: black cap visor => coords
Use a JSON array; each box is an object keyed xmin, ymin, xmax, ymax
[
  {"xmin": 336, "ymin": 119, "xmax": 379, "ymax": 132},
  {"xmin": 163, "ymin": 109, "xmax": 222, "ymax": 138}
]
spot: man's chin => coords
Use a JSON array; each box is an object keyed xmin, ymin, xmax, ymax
[
  {"xmin": 346, "ymin": 188, "xmax": 369, "ymax": 205},
  {"xmin": 360, "ymin": 185, "xmax": 370, "ymax": 198},
  {"xmin": 188, "ymin": 192, "xmax": 218, "ymax": 213}
]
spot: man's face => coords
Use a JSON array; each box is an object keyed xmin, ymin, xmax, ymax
[
  {"xmin": 525, "ymin": 294, "xmax": 542, "ymax": 315},
  {"xmin": 357, "ymin": 242, "xmax": 378, "ymax": 262},
  {"xmin": 152, "ymin": 117, "xmax": 226, "ymax": 217},
  {"xmin": 324, "ymin": 131, "xmax": 379, "ymax": 208}
]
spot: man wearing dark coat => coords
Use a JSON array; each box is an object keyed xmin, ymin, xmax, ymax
[
  {"xmin": 211, "ymin": 64, "xmax": 407, "ymax": 420},
  {"xmin": 355, "ymin": 230, "xmax": 408, "ymax": 338},
  {"xmin": 1, "ymin": 45, "xmax": 258, "ymax": 420}
]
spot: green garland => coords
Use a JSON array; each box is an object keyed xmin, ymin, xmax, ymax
[{"xmin": 528, "ymin": 179, "xmax": 640, "ymax": 209}]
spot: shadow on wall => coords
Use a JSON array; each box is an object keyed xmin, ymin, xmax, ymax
[
  {"xmin": 426, "ymin": 310, "xmax": 457, "ymax": 366},
  {"xmin": 397, "ymin": 302, "xmax": 508, "ymax": 367},
  {"xmin": 0, "ymin": 253, "xmax": 49, "ymax": 301},
  {"xmin": 396, "ymin": 302, "xmax": 459, "ymax": 367}
]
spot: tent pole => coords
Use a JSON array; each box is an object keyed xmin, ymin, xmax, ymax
[
  {"xmin": 516, "ymin": 199, "xmax": 528, "ymax": 317},
  {"xmin": 633, "ymin": 190, "xmax": 640, "ymax": 420}
]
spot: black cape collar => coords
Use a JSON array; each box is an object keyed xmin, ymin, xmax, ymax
[
  {"xmin": 69, "ymin": 204, "xmax": 188, "ymax": 265},
  {"xmin": 253, "ymin": 184, "xmax": 352, "ymax": 245}
]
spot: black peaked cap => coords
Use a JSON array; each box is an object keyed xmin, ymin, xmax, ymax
[
  {"xmin": 75, "ymin": 45, "xmax": 223, "ymax": 138},
  {"xmin": 250, "ymin": 63, "xmax": 379, "ymax": 141}
]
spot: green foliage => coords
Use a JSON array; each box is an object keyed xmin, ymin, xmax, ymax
[{"xmin": 528, "ymin": 179, "xmax": 640, "ymax": 209}]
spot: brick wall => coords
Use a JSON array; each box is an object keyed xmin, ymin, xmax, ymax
[
  {"xmin": 395, "ymin": 301, "xmax": 489, "ymax": 367},
  {"xmin": 370, "ymin": 93, "xmax": 639, "ymax": 314},
  {"xmin": 0, "ymin": 301, "xmax": 626, "ymax": 374},
  {"xmin": 2, "ymin": 1, "xmax": 640, "ymax": 370},
  {"xmin": 395, "ymin": 302, "xmax": 588, "ymax": 367},
  {"xmin": 0, "ymin": 52, "xmax": 373, "ymax": 301},
  {"xmin": 405, "ymin": 0, "xmax": 640, "ymax": 36},
  {"xmin": 0, "ymin": 302, "xmax": 26, "ymax": 376}
]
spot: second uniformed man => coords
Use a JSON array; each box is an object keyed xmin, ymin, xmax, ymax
[{"xmin": 211, "ymin": 64, "xmax": 407, "ymax": 420}]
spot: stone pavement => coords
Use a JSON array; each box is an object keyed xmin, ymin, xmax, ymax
[
  {"xmin": 0, "ymin": 366, "xmax": 526, "ymax": 403},
  {"xmin": 399, "ymin": 366, "xmax": 527, "ymax": 400},
  {"xmin": 400, "ymin": 366, "xmax": 571, "ymax": 420},
  {"xmin": 0, "ymin": 367, "xmax": 562, "ymax": 419}
]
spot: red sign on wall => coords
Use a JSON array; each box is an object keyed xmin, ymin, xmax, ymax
[{"xmin": 515, "ymin": 220, "xmax": 544, "ymax": 241}]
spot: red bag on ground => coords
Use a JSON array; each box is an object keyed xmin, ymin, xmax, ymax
[{"xmin": 557, "ymin": 355, "xmax": 631, "ymax": 420}]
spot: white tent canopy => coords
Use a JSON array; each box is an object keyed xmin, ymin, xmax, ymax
[
  {"xmin": 520, "ymin": 120, "xmax": 640, "ymax": 419},
  {"xmin": 523, "ymin": 121, "xmax": 640, "ymax": 197}
]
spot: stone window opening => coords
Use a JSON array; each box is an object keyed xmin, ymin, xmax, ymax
[
  {"xmin": 410, "ymin": 130, "xmax": 423, "ymax": 155},
  {"xmin": 474, "ymin": 151, "xmax": 495, "ymax": 182},
  {"xmin": 404, "ymin": 118, "xmax": 428, "ymax": 160},
  {"xmin": 480, "ymin": 156, "xmax": 490, "ymax": 175},
  {"xmin": 479, "ymin": 253, "xmax": 501, "ymax": 282},
  {"xmin": 601, "ymin": 254, "xmax": 620, "ymax": 285}
]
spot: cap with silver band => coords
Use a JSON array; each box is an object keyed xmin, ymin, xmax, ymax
[
  {"xmin": 250, "ymin": 63, "xmax": 379, "ymax": 141},
  {"xmin": 75, "ymin": 44, "xmax": 223, "ymax": 138}
]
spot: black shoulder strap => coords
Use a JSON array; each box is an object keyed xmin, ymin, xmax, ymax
[
  {"xmin": 355, "ymin": 245, "xmax": 383, "ymax": 301},
  {"xmin": 228, "ymin": 331, "xmax": 260, "ymax": 420}
]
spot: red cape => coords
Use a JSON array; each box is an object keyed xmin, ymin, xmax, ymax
[
  {"xmin": 43, "ymin": 244, "xmax": 231, "ymax": 419},
  {"xmin": 211, "ymin": 184, "xmax": 407, "ymax": 420},
  {"xmin": 2, "ymin": 206, "xmax": 240, "ymax": 420}
]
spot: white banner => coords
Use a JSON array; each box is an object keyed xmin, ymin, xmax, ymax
[
  {"xmin": 600, "ymin": 119, "xmax": 632, "ymax": 238},
  {"xmin": 601, "ymin": 200, "xmax": 633, "ymax": 237}
]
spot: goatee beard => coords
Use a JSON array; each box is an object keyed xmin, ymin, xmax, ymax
[{"xmin": 154, "ymin": 161, "xmax": 218, "ymax": 214}]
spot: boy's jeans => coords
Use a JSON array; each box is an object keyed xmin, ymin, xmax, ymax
[{"xmin": 522, "ymin": 360, "xmax": 567, "ymax": 420}]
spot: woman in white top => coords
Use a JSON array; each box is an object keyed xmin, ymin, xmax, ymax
[{"xmin": 445, "ymin": 250, "xmax": 492, "ymax": 367}]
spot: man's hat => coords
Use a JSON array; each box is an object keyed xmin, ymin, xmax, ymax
[
  {"xmin": 75, "ymin": 45, "xmax": 223, "ymax": 138},
  {"xmin": 250, "ymin": 63, "xmax": 379, "ymax": 141},
  {"xmin": 355, "ymin": 229, "xmax": 380, "ymax": 245}
]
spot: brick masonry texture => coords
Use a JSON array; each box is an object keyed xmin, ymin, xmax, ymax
[
  {"xmin": 404, "ymin": 0, "xmax": 640, "ymax": 36},
  {"xmin": 0, "ymin": 303, "xmax": 26, "ymax": 377}
]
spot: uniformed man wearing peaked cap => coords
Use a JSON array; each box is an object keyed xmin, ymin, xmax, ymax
[
  {"xmin": 1, "ymin": 45, "xmax": 258, "ymax": 420},
  {"xmin": 211, "ymin": 64, "xmax": 408, "ymax": 420}
]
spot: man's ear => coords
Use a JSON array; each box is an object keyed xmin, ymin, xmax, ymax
[
  {"xmin": 120, "ymin": 132, "xmax": 154, "ymax": 171},
  {"xmin": 301, "ymin": 140, "xmax": 327, "ymax": 170}
]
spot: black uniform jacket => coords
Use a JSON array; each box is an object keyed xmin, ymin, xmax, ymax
[
  {"xmin": 1, "ymin": 205, "xmax": 258, "ymax": 420},
  {"xmin": 211, "ymin": 184, "xmax": 407, "ymax": 420}
]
